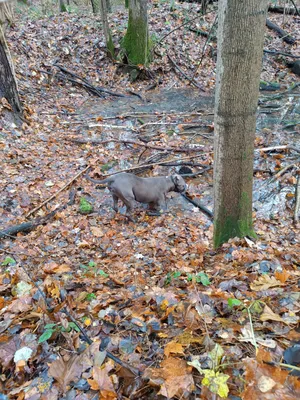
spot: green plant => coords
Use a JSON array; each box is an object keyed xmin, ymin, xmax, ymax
[
  {"xmin": 165, "ymin": 271, "xmax": 181, "ymax": 285},
  {"xmin": 80, "ymin": 261, "xmax": 109, "ymax": 278},
  {"xmin": 79, "ymin": 197, "xmax": 93, "ymax": 214},
  {"xmin": 38, "ymin": 322, "xmax": 80, "ymax": 343},
  {"xmin": 1, "ymin": 256, "xmax": 16, "ymax": 266},
  {"xmin": 227, "ymin": 298, "xmax": 242, "ymax": 308},
  {"xmin": 85, "ymin": 293, "xmax": 97, "ymax": 301},
  {"xmin": 187, "ymin": 272, "xmax": 211, "ymax": 286}
]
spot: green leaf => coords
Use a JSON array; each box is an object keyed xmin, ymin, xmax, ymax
[
  {"xmin": 38, "ymin": 329, "xmax": 55, "ymax": 343},
  {"xmin": 228, "ymin": 298, "xmax": 242, "ymax": 308},
  {"xmin": 88, "ymin": 261, "xmax": 96, "ymax": 267},
  {"xmin": 1, "ymin": 256, "xmax": 16, "ymax": 266},
  {"xmin": 85, "ymin": 293, "xmax": 97, "ymax": 301},
  {"xmin": 97, "ymin": 269, "xmax": 108, "ymax": 278},
  {"xmin": 68, "ymin": 322, "xmax": 80, "ymax": 332},
  {"xmin": 187, "ymin": 272, "xmax": 210, "ymax": 285},
  {"xmin": 173, "ymin": 271, "xmax": 181, "ymax": 279}
]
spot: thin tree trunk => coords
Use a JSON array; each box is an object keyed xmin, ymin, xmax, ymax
[
  {"xmin": 100, "ymin": 0, "xmax": 114, "ymax": 58},
  {"xmin": 213, "ymin": 0, "xmax": 267, "ymax": 248},
  {"xmin": 59, "ymin": 0, "xmax": 67, "ymax": 12},
  {"xmin": 0, "ymin": 28, "xmax": 22, "ymax": 115},
  {"xmin": 91, "ymin": 0, "xmax": 100, "ymax": 14}
]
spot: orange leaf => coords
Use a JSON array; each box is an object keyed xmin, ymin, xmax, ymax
[
  {"xmin": 164, "ymin": 341, "xmax": 185, "ymax": 357},
  {"xmin": 274, "ymin": 269, "xmax": 290, "ymax": 283}
]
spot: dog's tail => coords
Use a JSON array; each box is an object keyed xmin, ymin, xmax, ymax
[{"xmin": 85, "ymin": 173, "xmax": 113, "ymax": 185}]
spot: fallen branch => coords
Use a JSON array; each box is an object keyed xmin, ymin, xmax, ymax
[
  {"xmin": 167, "ymin": 53, "xmax": 205, "ymax": 91},
  {"xmin": 294, "ymin": 174, "xmax": 300, "ymax": 224},
  {"xmin": 68, "ymin": 137, "xmax": 205, "ymax": 153},
  {"xmin": 181, "ymin": 193, "xmax": 213, "ymax": 219},
  {"xmin": 0, "ymin": 189, "xmax": 76, "ymax": 240},
  {"xmin": 180, "ymin": 166, "xmax": 212, "ymax": 177},
  {"xmin": 54, "ymin": 64, "xmax": 127, "ymax": 98},
  {"xmin": 268, "ymin": 2, "xmax": 300, "ymax": 16},
  {"xmin": 263, "ymin": 49, "xmax": 300, "ymax": 59},
  {"xmin": 26, "ymin": 166, "xmax": 90, "ymax": 218},
  {"xmin": 266, "ymin": 19, "xmax": 296, "ymax": 45},
  {"xmin": 256, "ymin": 145, "xmax": 300, "ymax": 154}
]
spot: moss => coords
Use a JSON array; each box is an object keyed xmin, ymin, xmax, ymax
[
  {"xmin": 79, "ymin": 197, "xmax": 93, "ymax": 215},
  {"xmin": 122, "ymin": 11, "xmax": 149, "ymax": 66},
  {"xmin": 213, "ymin": 191, "xmax": 256, "ymax": 248}
]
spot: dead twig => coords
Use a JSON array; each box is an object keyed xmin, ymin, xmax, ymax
[
  {"xmin": 263, "ymin": 49, "xmax": 300, "ymax": 59},
  {"xmin": 190, "ymin": 14, "xmax": 218, "ymax": 81},
  {"xmin": 181, "ymin": 193, "xmax": 213, "ymax": 219},
  {"xmin": 54, "ymin": 64, "xmax": 127, "ymax": 98},
  {"xmin": 68, "ymin": 137, "xmax": 205, "ymax": 153},
  {"xmin": 26, "ymin": 166, "xmax": 90, "ymax": 218},
  {"xmin": 256, "ymin": 145, "xmax": 300, "ymax": 153},
  {"xmin": 1, "ymin": 189, "xmax": 76, "ymax": 239},
  {"xmin": 167, "ymin": 53, "xmax": 205, "ymax": 91},
  {"xmin": 294, "ymin": 174, "xmax": 300, "ymax": 224}
]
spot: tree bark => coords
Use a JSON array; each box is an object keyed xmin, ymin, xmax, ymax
[
  {"xmin": 213, "ymin": 0, "xmax": 267, "ymax": 248},
  {"xmin": 91, "ymin": 0, "xmax": 100, "ymax": 14},
  {"xmin": 59, "ymin": 0, "xmax": 67, "ymax": 12},
  {"xmin": 0, "ymin": 30, "xmax": 22, "ymax": 115},
  {"xmin": 122, "ymin": 0, "xmax": 149, "ymax": 66},
  {"xmin": 99, "ymin": 0, "xmax": 114, "ymax": 58}
]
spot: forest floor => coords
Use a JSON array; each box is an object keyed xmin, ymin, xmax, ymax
[{"xmin": 0, "ymin": 1, "xmax": 300, "ymax": 399}]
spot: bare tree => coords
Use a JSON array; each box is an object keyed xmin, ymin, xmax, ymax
[{"xmin": 213, "ymin": 0, "xmax": 267, "ymax": 248}]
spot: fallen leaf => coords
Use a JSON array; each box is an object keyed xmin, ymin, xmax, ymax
[
  {"xmin": 260, "ymin": 305, "xmax": 285, "ymax": 324},
  {"xmin": 164, "ymin": 341, "xmax": 185, "ymax": 357},
  {"xmin": 250, "ymin": 275, "xmax": 282, "ymax": 291}
]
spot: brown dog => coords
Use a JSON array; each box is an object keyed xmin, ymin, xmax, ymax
[{"xmin": 85, "ymin": 172, "xmax": 186, "ymax": 219}]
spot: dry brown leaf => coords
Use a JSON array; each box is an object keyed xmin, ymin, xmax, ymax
[
  {"xmin": 260, "ymin": 305, "xmax": 285, "ymax": 324},
  {"xmin": 48, "ymin": 352, "xmax": 87, "ymax": 393},
  {"xmin": 90, "ymin": 226, "xmax": 104, "ymax": 237},
  {"xmin": 257, "ymin": 375, "xmax": 276, "ymax": 393},
  {"xmin": 250, "ymin": 275, "xmax": 282, "ymax": 291},
  {"xmin": 87, "ymin": 362, "xmax": 117, "ymax": 399},
  {"xmin": 145, "ymin": 357, "xmax": 194, "ymax": 399},
  {"xmin": 164, "ymin": 341, "xmax": 185, "ymax": 357},
  {"xmin": 242, "ymin": 358, "xmax": 300, "ymax": 400}
]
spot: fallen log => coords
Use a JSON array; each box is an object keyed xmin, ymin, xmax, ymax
[{"xmin": 266, "ymin": 19, "xmax": 296, "ymax": 45}]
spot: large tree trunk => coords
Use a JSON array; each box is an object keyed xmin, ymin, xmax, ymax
[
  {"xmin": 213, "ymin": 0, "xmax": 267, "ymax": 248},
  {"xmin": 0, "ymin": 29, "xmax": 22, "ymax": 115},
  {"xmin": 122, "ymin": 0, "xmax": 149, "ymax": 66}
]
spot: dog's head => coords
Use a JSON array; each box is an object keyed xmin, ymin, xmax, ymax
[{"xmin": 171, "ymin": 174, "xmax": 186, "ymax": 193}]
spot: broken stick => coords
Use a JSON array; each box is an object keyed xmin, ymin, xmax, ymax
[{"xmin": 26, "ymin": 166, "xmax": 90, "ymax": 218}]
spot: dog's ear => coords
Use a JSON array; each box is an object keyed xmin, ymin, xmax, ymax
[{"xmin": 173, "ymin": 174, "xmax": 180, "ymax": 184}]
